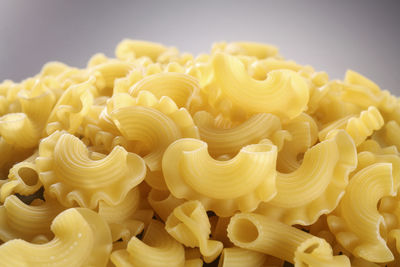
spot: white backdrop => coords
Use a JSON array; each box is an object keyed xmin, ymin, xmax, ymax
[{"xmin": 1, "ymin": 0, "xmax": 399, "ymax": 94}]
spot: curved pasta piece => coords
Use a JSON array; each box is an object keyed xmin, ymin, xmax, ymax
[
  {"xmin": 212, "ymin": 52, "xmax": 309, "ymax": 120},
  {"xmin": 110, "ymin": 220, "xmax": 185, "ymax": 267},
  {"xmin": 194, "ymin": 111, "xmax": 282, "ymax": 156},
  {"xmin": 0, "ymin": 195, "xmax": 64, "ymax": 242},
  {"xmin": 36, "ymin": 131, "xmax": 146, "ymax": 208},
  {"xmin": 98, "ymin": 188, "xmax": 140, "ymax": 224},
  {"xmin": 212, "ymin": 41, "xmax": 279, "ymax": 59},
  {"xmin": 115, "ymin": 39, "xmax": 168, "ymax": 61},
  {"xmin": 166, "ymin": 200, "xmax": 223, "ymax": 263},
  {"xmin": 0, "ymin": 138, "xmax": 33, "ymax": 178},
  {"xmin": 0, "ymin": 113, "xmax": 41, "ymax": 148},
  {"xmin": 277, "ymin": 113, "xmax": 318, "ymax": 173},
  {"xmin": 0, "ymin": 161, "xmax": 42, "ymax": 202},
  {"xmin": 218, "ymin": 247, "xmax": 267, "ymax": 267},
  {"xmin": 345, "ymin": 70, "xmax": 381, "ymax": 94},
  {"xmin": 90, "ymin": 61, "xmax": 133, "ymax": 95},
  {"xmin": 319, "ymin": 106, "xmax": 384, "ymax": 146},
  {"xmin": 256, "ymin": 130, "xmax": 357, "ymax": 225},
  {"xmin": 227, "ymin": 213, "xmax": 350, "ymax": 266},
  {"xmin": 110, "ymin": 91, "xmax": 199, "ymax": 172},
  {"xmin": 18, "ymin": 79, "xmax": 56, "ymax": 125},
  {"xmin": 147, "ymin": 189, "xmax": 185, "ymax": 221},
  {"xmin": 98, "ymin": 188, "xmax": 144, "ymax": 246},
  {"xmin": 328, "ymin": 163, "xmax": 396, "ymax": 262},
  {"xmin": 357, "ymin": 150, "xmax": 400, "ymax": 190},
  {"xmin": 46, "ymin": 78, "xmax": 95, "ymax": 135},
  {"xmin": 0, "ymin": 208, "xmax": 112, "ymax": 266},
  {"xmin": 129, "ymin": 72, "xmax": 200, "ymax": 108},
  {"xmin": 162, "ymin": 138, "xmax": 277, "ymax": 217},
  {"xmin": 374, "ymin": 120, "xmax": 400, "ymax": 151}
]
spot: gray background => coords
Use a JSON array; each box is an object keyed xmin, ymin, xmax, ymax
[{"xmin": 1, "ymin": 0, "xmax": 399, "ymax": 94}]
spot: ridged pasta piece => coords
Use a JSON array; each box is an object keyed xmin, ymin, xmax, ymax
[
  {"xmin": 218, "ymin": 247, "xmax": 267, "ymax": 267},
  {"xmin": 0, "ymin": 208, "xmax": 112, "ymax": 266},
  {"xmin": 356, "ymin": 149, "xmax": 400, "ymax": 190},
  {"xmin": 374, "ymin": 120, "xmax": 400, "ymax": 151},
  {"xmin": 212, "ymin": 52, "xmax": 309, "ymax": 120},
  {"xmin": 110, "ymin": 91, "xmax": 199, "ymax": 171},
  {"xmin": 147, "ymin": 189, "xmax": 185, "ymax": 221},
  {"xmin": 36, "ymin": 131, "xmax": 146, "ymax": 208},
  {"xmin": 90, "ymin": 61, "xmax": 133, "ymax": 96},
  {"xmin": 18, "ymin": 79, "xmax": 56, "ymax": 125},
  {"xmin": 319, "ymin": 106, "xmax": 384, "ymax": 146},
  {"xmin": 345, "ymin": 70, "xmax": 381, "ymax": 94},
  {"xmin": 257, "ymin": 130, "xmax": 357, "ymax": 225},
  {"xmin": 165, "ymin": 200, "xmax": 223, "ymax": 263},
  {"xmin": 328, "ymin": 163, "xmax": 396, "ymax": 262},
  {"xmin": 227, "ymin": 213, "xmax": 350, "ymax": 266},
  {"xmin": 212, "ymin": 41, "xmax": 279, "ymax": 59},
  {"xmin": 0, "ymin": 137, "xmax": 33, "ymax": 178},
  {"xmin": 0, "ymin": 113, "xmax": 41, "ymax": 148},
  {"xmin": 277, "ymin": 113, "xmax": 318, "ymax": 173},
  {"xmin": 162, "ymin": 138, "xmax": 277, "ymax": 217},
  {"xmin": 46, "ymin": 78, "xmax": 95, "ymax": 135},
  {"xmin": 129, "ymin": 72, "xmax": 200, "ymax": 108},
  {"xmin": 115, "ymin": 39, "xmax": 168, "ymax": 61},
  {"xmin": 0, "ymin": 161, "xmax": 42, "ymax": 202},
  {"xmin": 98, "ymin": 188, "xmax": 144, "ymax": 245},
  {"xmin": 110, "ymin": 220, "xmax": 185, "ymax": 267},
  {"xmin": 0, "ymin": 195, "xmax": 64, "ymax": 242},
  {"xmin": 194, "ymin": 111, "xmax": 282, "ymax": 157},
  {"xmin": 0, "ymin": 79, "xmax": 57, "ymax": 148}
]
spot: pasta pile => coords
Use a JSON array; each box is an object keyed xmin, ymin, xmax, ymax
[{"xmin": 1, "ymin": 40, "xmax": 400, "ymax": 267}]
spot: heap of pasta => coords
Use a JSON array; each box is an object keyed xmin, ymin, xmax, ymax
[{"xmin": 0, "ymin": 40, "xmax": 400, "ymax": 267}]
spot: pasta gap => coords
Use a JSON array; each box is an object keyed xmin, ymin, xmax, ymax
[{"xmin": 16, "ymin": 186, "xmax": 44, "ymax": 205}]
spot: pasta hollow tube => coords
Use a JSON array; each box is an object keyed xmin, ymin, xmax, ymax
[{"xmin": 227, "ymin": 213, "xmax": 350, "ymax": 266}]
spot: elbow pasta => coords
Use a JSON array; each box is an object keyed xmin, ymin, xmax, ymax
[{"xmin": 1, "ymin": 39, "xmax": 400, "ymax": 266}]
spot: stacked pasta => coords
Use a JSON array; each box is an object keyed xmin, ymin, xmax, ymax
[{"xmin": 0, "ymin": 40, "xmax": 400, "ymax": 267}]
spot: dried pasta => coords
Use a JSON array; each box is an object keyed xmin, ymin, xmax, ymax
[{"xmin": 1, "ymin": 39, "xmax": 400, "ymax": 266}]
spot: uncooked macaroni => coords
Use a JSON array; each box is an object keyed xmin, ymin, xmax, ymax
[{"xmin": 0, "ymin": 40, "xmax": 399, "ymax": 266}]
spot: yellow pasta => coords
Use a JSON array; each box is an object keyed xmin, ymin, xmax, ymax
[
  {"xmin": 0, "ymin": 195, "xmax": 64, "ymax": 242},
  {"xmin": 2, "ymin": 39, "xmax": 400, "ymax": 266},
  {"xmin": 256, "ymin": 130, "xmax": 357, "ymax": 225},
  {"xmin": 46, "ymin": 78, "xmax": 95, "ymax": 135},
  {"xmin": 218, "ymin": 247, "xmax": 267, "ymax": 267},
  {"xmin": 115, "ymin": 39, "xmax": 168, "ymax": 61},
  {"xmin": 0, "ymin": 208, "xmax": 112, "ymax": 266},
  {"xmin": 130, "ymin": 72, "xmax": 200, "ymax": 108},
  {"xmin": 211, "ymin": 52, "xmax": 309, "ymax": 120},
  {"xmin": 277, "ymin": 112, "xmax": 318, "ymax": 172},
  {"xmin": 227, "ymin": 212, "xmax": 350, "ymax": 266},
  {"xmin": 147, "ymin": 188, "xmax": 185, "ymax": 222},
  {"xmin": 165, "ymin": 200, "xmax": 223, "ymax": 263},
  {"xmin": 319, "ymin": 106, "xmax": 384, "ymax": 146},
  {"xmin": 194, "ymin": 111, "xmax": 282, "ymax": 157},
  {"xmin": 36, "ymin": 131, "xmax": 146, "ymax": 208},
  {"xmin": 110, "ymin": 220, "xmax": 185, "ymax": 267},
  {"xmin": 328, "ymin": 163, "xmax": 396, "ymax": 262},
  {"xmin": 162, "ymin": 138, "xmax": 277, "ymax": 216}
]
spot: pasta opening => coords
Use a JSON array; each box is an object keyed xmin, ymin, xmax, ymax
[
  {"xmin": 231, "ymin": 218, "xmax": 259, "ymax": 243},
  {"xmin": 303, "ymin": 243, "xmax": 319, "ymax": 254},
  {"xmin": 18, "ymin": 167, "xmax": 38, "ymax": 186},
  {"xmin": 180, "ymin": 201, "xmax": 197, "ymax": 216}
]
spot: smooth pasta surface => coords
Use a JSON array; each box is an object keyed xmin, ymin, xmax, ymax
[{"xmin": 1, "ymin": 39, "xmax": 400, "ymax": 266}]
